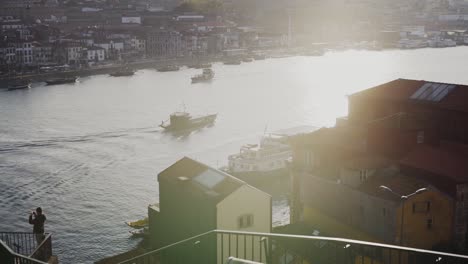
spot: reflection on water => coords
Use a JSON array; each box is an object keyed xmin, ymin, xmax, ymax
[{"xmin": 2, "ymin": 48, "xmax": 468, "ymax": 263}]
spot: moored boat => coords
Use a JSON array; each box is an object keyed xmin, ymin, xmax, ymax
[
  {"xmin": 225, "ymin": 133, "xmax": 292, "ymax": 187},
  {"xmin": 191, "ymin": 68, "xmax": 215, "ymax": 83},
  {"xmin": 160, "ymin": 111, "xmax": 217, "ymax": 131},
  {"xmin": 45, "ymin": 77, "xmax": 77, "ymax": 85},
  {"xmin": 110, "ymin": 68, "xmax": 135, "ymax": 77},
  {"xmin": 157, "ymin": 65, "xmax": 180, "ymax": 72},
  {"xmin": 303, "ymin": 49, "xmax": 325, "ymax": 56},
  {"xmin": 188, "ymin": 63, "xmax": 212, "ymax": 69},
  {"xmin": 223, "ymin": 60, "xmax": 241, "ymax": 65},
  {"xmin": 125, "ymin": 217, "xmax": 148, "ymax": 229},
  {"xmin": 7, "ymin": 81, "xmax": 31, "ymax": 91},
  {"xmin": 252, "ymin": 54, "xmax": 266, "ymax": 60}
]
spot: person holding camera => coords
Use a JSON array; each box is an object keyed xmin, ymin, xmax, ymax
[{"xmin": 29, "ymin": 207, "xmax": 47, "ymax": 244}]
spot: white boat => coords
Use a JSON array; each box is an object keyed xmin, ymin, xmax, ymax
[
  {"xmin": 227, "ymin": 134, "xmax": 292, "ymax": 177},
  {"xmin": 191, "ymin": 68, "xmax": 215, "ymax": 83},
  {"xmin": 397, "ymin": 39, "xmax": 428, "ymax": 49}
]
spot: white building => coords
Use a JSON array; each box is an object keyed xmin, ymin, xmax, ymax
[
  {"xmin": 15, "ymin": 41, "xmax": 34, "ymax": 65},
  {"xmin": 32, "ymin": 43, "xmax": 54, "ymax": 66},
  {"xmin": 126, "ymin": 36, "xmax": 146, "ymax": 52},
  {"xmin": 86, "ymin": 46, "xmax": 105, "ymax": 63},
  {"xmin": 65, "ymin": 45, "xmax": 83, "ymax": 64},
  {"xmin": 122, "ymin": 16, "xmax": 141, "ymax": 24},
  {"xmin": 148, "ymin": 157, "xmax": 271, "ymax": 263},
  {"xmin": 94, "ymin": 40, "xmax": 124, "ymax": 60}
]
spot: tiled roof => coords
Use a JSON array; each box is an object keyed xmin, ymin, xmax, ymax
[
  {"xmin": 290, "ymin": 126, "xmax": 366, "ymax": 153},
  {"xmin": 158, "ymin": 157, "xmax": 248, "ymax": 201},
  {"xmin": 400, "ymin": 143, "xmax": 468, "ymax": 184},
  {"xmin": 439, "ymin": 83, "xmax": 468, "ymax": 112},
  {"xmin": 349, "ymin": 79, "xmax": 424, "ymax": 102},
  {"xmin": 358, "ymin": 167, "xmax": 430, "ymax": 202},
  {"xmin": 350, "ymin": 78, "xmax": 468, "ymax": 113}
]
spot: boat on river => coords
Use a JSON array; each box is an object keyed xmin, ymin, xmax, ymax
[
  {"xmin": 45, "ymin": 77, "xmax": 77, "ymax": 85},
  {"xmin": 157, "ymin": 65, "xmax": 180, "ymax": 72},
  {"xmin": 7, "ymin": 81, "xmax": 31, "ymax": 91},
  {"xmin": 110, "ymin": 68, "xmax": 135, "ymax": 77},
  {"xmin": 224, "ymin": 133, "xmax": 292, "ymax": 186},
  {"xmin": 125, "ymin": 217, "xmax": 148, "ymax": 229},
  {"xmin": 160, "ymin": 111, "xmax": 217, "ymax": 131},
  {"xmin": 191, "ymin": 68, "xmax": 215, "ymax": 83}
]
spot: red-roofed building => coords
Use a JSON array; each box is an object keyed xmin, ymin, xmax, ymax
[
  {"xmin": 291, "ymin": 79, "xmax": 468, "ymax": 253},
  {"xmin": 348, "ymin": 79, "xmax": 468, "ymax": 148}
]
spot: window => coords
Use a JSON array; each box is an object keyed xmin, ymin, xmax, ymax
[
  {"xmin": 427, "ymin": 218, "xmax": 433, "ymax": 230},
  {"xmin": 412, "ymin": 201, "xmax": 431, "ymax": 213},
  {"xmin": 382, "ymin": 208, "xmax": 387, "ymax": 217},
  {"xmin": 417, "ymin": 131, "xmax": 424, "ymax": 144},
  {"xmin": 360, "ymin": 170, "xmax": 368, "ymax": 182},
  {"xmin": 238, "ymin": 214, "xmax": 254, "ymax": 229}
]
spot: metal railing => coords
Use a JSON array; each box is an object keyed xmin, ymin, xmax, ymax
[
  {"xmin": 0, "ymin": 232, "xmax": 52, "ymax": 264},
  {"xmin": 119, "ymin": 230, "xmax": 468, "ymax": 264}
]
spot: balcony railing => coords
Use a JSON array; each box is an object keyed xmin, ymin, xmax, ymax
[
  {"xmin": 119, "ymin": 230, "xmax": 468, "ymax": 264},
  {"xmin": 0, "ymin": 232, "xmax": 52, "ymax": 264}
]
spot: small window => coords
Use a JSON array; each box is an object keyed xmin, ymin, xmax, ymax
[
  {"xmin": 238, "ymin": 214, "xmax": 254, "ymax": 229},
  {"xmin": 382, "ymin": 208, "xmax": 387, "ymax": 217},
  {"xmin": 417, "ymin": 131, "xmax": 425, "ymax": 144},
  {"xmin": 413, "ymin": 201, "xmax": 431, "ymax": 213},
  {"xmin": 427, "ymin": 218, "xmax": 433, "ymax": 230},
  {"xmin": 360, "ymin": 170, "xmax": 368, "ymax": 182}
]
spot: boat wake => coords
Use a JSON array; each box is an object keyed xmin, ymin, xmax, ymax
[{"xmin": 0, "ymin": 126, "xmax": 157, "ymax": 153}]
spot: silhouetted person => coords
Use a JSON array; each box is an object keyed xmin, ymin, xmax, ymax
[{"xmin": 29, "ymin": 207, "xmax": 46, "ymax": 244}]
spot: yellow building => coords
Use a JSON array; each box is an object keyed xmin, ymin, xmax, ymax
[{"xmin": 292, "ymin": 163, "xmax": 454, "ymax": 250}]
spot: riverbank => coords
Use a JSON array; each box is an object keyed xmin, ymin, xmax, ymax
[
  {"xmin": 0, "ymin": 46, "xmax": 324, "ymax": 84},
  {"xmin": 0, "ymin": 57, "xmax": 211, "ymax": 84}
]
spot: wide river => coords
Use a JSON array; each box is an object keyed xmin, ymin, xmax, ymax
[{"xmin": 1, "ymin": 47, "xmax": 468, "ymax": 263}]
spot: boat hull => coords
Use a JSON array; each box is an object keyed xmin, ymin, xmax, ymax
[
  {"xmin": 7, "ymin": 84, "xmax": 30, "ymax": 91},
  {"xmin": 110, "ymin": 72, "xmax": 134, "ymax": 77},
  {"xmin": 46, "ymin": 78, "xmax": 76, "ymax": 85},
  {"xmin": 191, "ymin": 74, "xmax": 214, "ymax": 83},
  {"xmin": 161, "ymin": 114, "xmax": 217, "ymax": 131},
  {"xmin": 157, "ymin": 66, "xmax": 179, "ymax": 72},
  {"xmin": 224, "ymin": 61, "xmax": 241, "ymax": 65}
]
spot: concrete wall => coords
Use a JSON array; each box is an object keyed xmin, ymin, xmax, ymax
[
  {"xmin": 301, "ymin": 172, "xmax": 398, "ymax": 243},
  {"xmin": 216, "ymin": 185, "xmax": 271, "ymax": 263}
]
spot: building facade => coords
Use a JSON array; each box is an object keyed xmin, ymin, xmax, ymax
[
  {"xmin": 148, "ymin": 157, "xmax": 271, "ymax": 263},
  {"xmin": 146, "ymin": 30, "xmax": 185, "ymax": 58},
  {"xmin": 290, "ymin": 79, "xmax": 468, "ymax": 252}
]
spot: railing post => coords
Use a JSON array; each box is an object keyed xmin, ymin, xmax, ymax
[{"xmin": 261, "ymin": 237, "xmax": 269, "ymax": 264}]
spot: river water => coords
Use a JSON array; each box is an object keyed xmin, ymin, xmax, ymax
[{"xmin": 1, "ymin": 47, "xmax": 468, "ymax": 263}]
